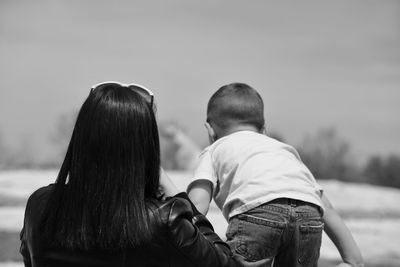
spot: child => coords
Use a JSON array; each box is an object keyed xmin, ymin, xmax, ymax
[{"xmin": 187, "ymin": 83, "xmax": 364, "ymax": 267}]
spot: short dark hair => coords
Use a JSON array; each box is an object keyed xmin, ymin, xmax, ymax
[
  {"xmin": 207, "ymin": 83, "xmax": 264, "ymax": 131},
  {"xmin": 42, "ymin": 83, "xmax": 160, "ymax": 249}
]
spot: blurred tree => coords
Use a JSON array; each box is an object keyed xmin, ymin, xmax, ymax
[
  {"xmin": 297, "ymin": 128, "xmax": 360, "ymax": 181},
  {"xmin": 385, "ymin": 156, "xmax": 400, "ymax": 188},
  {"xmin": 49, "ymin": 111, "xmax": 77, "ymax": 166},
  {"xmin": 159, "ymin": 121, "xmax": 180, "ymax": 170},
  {"xmin": 159, "ymin": 121, "xmax": 201, "ymax": 170},
  {"xmin": 0, "ymin": 129, "xmax": 37, "ymax": 169},
  {"xmin": 364, "ymin": 155, "xmax": 400, "ymax": 188},
  {"xmin": 363, "ymin": 156, "xmax": 384, "ymax": 184},
  {"xmin": 8, "ymin": 136, "xmax": 36, "ymax": 169}
]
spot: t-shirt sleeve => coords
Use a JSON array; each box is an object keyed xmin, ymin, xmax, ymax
[
  {"xmin": 190, "ymin": 147, "xmax": 217, "ymax": 188},
  {"xmin": 315, "ymin": 181, "xmax": 324, "ymax": 197}
]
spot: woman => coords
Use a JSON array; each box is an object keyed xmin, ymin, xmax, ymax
[{"xmin": 19, "ymin": 82, "xmax": 245, "ymax": 267}]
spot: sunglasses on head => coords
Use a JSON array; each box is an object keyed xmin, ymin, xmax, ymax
[{"xmin": 91, "ymin": 81, "xmax": 154, "ymax": 107}]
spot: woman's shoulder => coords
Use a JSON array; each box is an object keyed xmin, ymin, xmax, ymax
[
  {"xmin": 22, "ymin": 184, "xmax": 56, "ymax": 228},
  {"xmin": 25, "ymin": 184, "xmax": 56, "ymax": 213},
  {"xmin": 27, "ymin": 184, "xmax": 55, "ymax": 201}
]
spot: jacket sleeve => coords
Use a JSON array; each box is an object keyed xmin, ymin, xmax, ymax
[
  {"xmin": 167, "ymin": 193, "xmax": 239, "ymax": 267},
  {"xmin": 19, "ymin": 185, "xmax": 53, "ymax": 267},
  {"xmin": 20, "ymin": 225, "xmax": 32, "ymax": 267}
]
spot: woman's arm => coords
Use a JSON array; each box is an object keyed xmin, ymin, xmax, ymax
[
  {"xmin": 167, "ymin": 193, "xmax": 238, "ymax": 267},
  {"xmin": 20, "ymin": 228, "xmax": 32, "ymax": 267},
  {"xmin": 163, "ymin": 193, "xmax": 270, "ymax": 267}
]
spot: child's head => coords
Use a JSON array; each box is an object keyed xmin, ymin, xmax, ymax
[{"xmin": 206, "ymin": 83, "xmax": 265, "ymax": 140}]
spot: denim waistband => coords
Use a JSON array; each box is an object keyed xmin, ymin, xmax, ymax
[
  {"xmin": 267, "ymin": 198, "xmax": 322, "ymax": 213},
  {"xmin": 239, "ymin": 198, "xmax": 323, "ymax": 220}
]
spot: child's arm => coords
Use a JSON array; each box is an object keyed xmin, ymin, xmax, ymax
[
  {"xmin": 187, "ymin": 179, "xmax": 213, "ymax": 215},
  {"xmin": 186, "ymin": 146, "xmax": 216, "ymax": 215},
  {"xmin": 321, "ymin": 194, "xmax": 364, "ymax": 267},
  {"xmin": 159, "ymin": 167, "xmax": 213, "ymax": 216}
]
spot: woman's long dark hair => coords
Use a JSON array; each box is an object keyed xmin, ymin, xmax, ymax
[{"xmin": 42, "ymin": 84, "xmax": 160, "ymax": 249}]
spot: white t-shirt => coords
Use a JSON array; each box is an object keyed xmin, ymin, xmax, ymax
[{"xmin": 190, "ymin": 130, "xmax": 324, "ymax": 221}]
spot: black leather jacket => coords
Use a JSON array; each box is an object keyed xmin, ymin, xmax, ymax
[{"xmin": 20, "ymin": 185, "xmax": 240, "ymax": 267}]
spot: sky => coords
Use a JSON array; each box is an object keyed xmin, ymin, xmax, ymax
[{"xmin": 0, "ymin": 0, "xmax": 399, "ymax": 165}]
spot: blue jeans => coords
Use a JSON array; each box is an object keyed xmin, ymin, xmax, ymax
[{"xmin": 226, "ymin": 198, "xmax": 323, "ymax": 267}]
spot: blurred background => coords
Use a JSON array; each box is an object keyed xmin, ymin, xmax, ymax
[{"xmin": 0, "ymin": 0, "xmax": 399, "ymax": 266}]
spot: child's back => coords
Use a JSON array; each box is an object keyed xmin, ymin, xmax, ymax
[{"xmin": 198, "ymin": 129, "xmax": 323, "ymax": 221}]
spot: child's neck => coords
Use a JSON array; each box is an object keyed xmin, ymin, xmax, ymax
[{"xmin": 217, "ymin": 125, "xmax": 261, "ymax": 139}]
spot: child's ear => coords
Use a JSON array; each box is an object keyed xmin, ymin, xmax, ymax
[{"xmin": 204, "ymin": 122, "xmax": 217, "ymax": 143}]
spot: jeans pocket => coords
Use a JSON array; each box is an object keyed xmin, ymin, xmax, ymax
[
  {"xmin": 227, "ymin": 214, "xmax": 286, "ymax": 261},
  {"xmin": 298, "ymin": 220, "xmax": 324, "ymax": 266}
]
